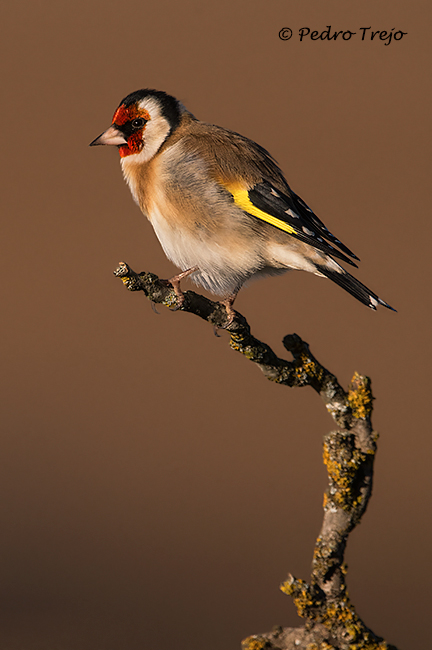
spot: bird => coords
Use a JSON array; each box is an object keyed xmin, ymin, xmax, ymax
[{"xmin": 90, "ymin": 88, "xmax": 394, "ymax": 319}]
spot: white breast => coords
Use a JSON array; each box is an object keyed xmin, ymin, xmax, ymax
[
  {"xmin": 148, "ymin": 201, "xmax": 257, "ymax": 296},
  {"xmin": 148, "ymin": 201, "xmax": 198, "ymax": 271}
]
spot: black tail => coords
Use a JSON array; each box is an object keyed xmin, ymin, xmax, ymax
[{"xmin": 316, "ymin": 265, "xmax": 396, "ymax": 311}]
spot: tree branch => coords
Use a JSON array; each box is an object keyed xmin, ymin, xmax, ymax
[{"xmin": 114, "ymin": 262, "xmax": 398, "ymax": 650}]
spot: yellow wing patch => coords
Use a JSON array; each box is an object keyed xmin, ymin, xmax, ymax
[{"xmin": 223, "ymin": 183, "xmax": 296, "ymax": 235}]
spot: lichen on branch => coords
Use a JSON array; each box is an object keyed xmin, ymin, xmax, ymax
[{"xmin": 114, "ymin": 262, "xmax": 398, "ymax": 650}]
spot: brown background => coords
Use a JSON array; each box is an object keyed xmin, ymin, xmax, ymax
[{"xmin": 1, "ymin": 1, "xmax": 430, "ymax": 648}]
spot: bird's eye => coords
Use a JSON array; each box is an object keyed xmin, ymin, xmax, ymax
[{"xmin": 131, "ymin": 118, "xmax": 146, "ymax": 129}]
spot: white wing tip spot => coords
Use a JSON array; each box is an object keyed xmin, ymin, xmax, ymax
[
  {"xmin": 285, "ymin": 209, "xmax": 299, "ymax": 219},
  {"xmin": 302, "ymin": 226, "xmax": 315, "ymax": 236},
  {"xmin": 270, "ymin": 188, "xmax": 280, "ymax": 197}
]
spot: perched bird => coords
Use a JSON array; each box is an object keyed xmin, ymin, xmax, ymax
[{"xmin": 90, "ymin": 89, "xmax": 394, "ymax": 318}]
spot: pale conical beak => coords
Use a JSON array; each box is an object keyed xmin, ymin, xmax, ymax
[{"xmin": 89, "ymin": 125, "xmax": 127, "ymax": 146}]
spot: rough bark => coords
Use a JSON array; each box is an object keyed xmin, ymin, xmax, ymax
[{"xmin": 114, "ymin": 262, "xmax": 399, "ymax": 650}]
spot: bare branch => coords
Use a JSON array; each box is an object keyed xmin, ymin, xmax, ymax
[{"xmin": 114, "ymin": 262, "xmax": 398, "ymax": 650}]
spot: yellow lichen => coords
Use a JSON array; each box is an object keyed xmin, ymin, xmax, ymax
[
  {"xmin": 241, "ymin": 635, "xmax": 270, "ymax": 650},
  {"xmin": 298, "ymin": 353, "xmax": 324, "ymax": 382},
  {"xmin": 230, "ymin": 342, "xmax": 254, "ymax": 359},
  {"xmin": 347, "ymin": 641, "xmax": 391, "ymax": 650},
  {"xmin": 282, "ymin": 578, "xmax": 390, "ymax": 648},
  {"xmin": 279, "ymin": 579, "xmax": 294, "ymax": 597},
  {"xmin": 322, "ymin": 434, "xmax": 368, "ymax": 511},
  {"xmin": 162, "ymin": 295, "xmax": 178, "ymax": 308},
  {"xmin": 347, "ymin": 372, "xmax": 373, "ymax": 419},
  {"xmin": 280, "ymin": 579, "xmax": 319, "ymax": 618}
]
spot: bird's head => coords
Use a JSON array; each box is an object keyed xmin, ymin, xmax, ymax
[{"xmin": 90, "ymin": 89, "xmax": 182, "ymax": 162}]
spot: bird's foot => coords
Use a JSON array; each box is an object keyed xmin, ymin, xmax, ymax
[
  {"xmin": 163, "ymin": 266, "xmax": 198, "ymax": 311},
  {"xmin": 218, "ymin": 290, "xmax": 240, "ymax": 329},
  {"xmin": 221, "ymin": 300, "xmax": 236, "ymax": 327}
]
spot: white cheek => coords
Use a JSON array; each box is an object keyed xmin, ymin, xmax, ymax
[
  {"xmin": 141, "ymin": 117, "xmax": 171, "ymax": 162},
  {"xmin": 119, "ymin": 115, "xmax": 172, "ymax": 205},
  {"xmin": 121, "ymin": 119, "xmax": 170, "ymax": 165},
  {"xmin": 128, "ymin": 96, "xmax": 172, "ymax": 164}
]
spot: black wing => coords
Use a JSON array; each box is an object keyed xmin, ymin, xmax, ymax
[{"xmin": 246, "ymin": 180, "xmax": 360, "ymax": 267}]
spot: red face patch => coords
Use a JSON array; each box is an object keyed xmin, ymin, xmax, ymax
[
  {"xmin": 112, "ymin": 104, "xmax": 138, "ymax": 125},
  {"xmin": 112, "ymin": 104, "xmax": 151, "ymax": 157},
  {"xmin": 118, "ymin": 132, "xmax": 143, "ymax": 158}
]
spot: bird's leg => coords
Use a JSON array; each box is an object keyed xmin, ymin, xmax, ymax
[
  {"xmin": 220, "ymin": 288, "xmax": 240, "ymax": 327},
  {"xmin": 166, "ymin": 266, "xmax": 198, "ymax": 309}
]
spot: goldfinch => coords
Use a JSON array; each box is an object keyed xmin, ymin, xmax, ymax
[{"xmin": 90, "ymin": 89, "xmax": 394, "ymax": 316}]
